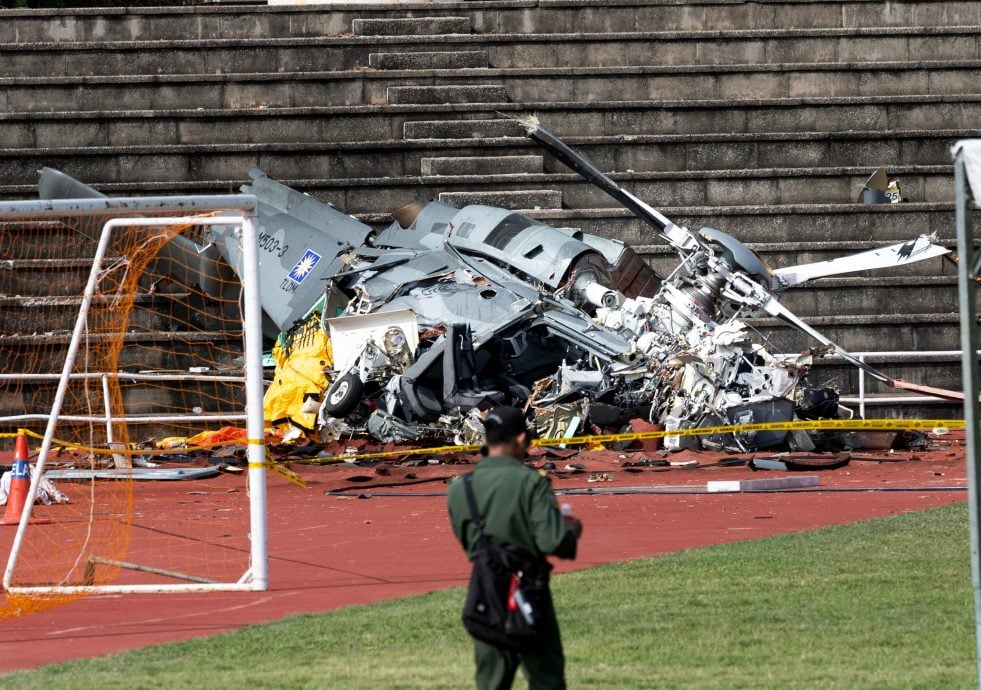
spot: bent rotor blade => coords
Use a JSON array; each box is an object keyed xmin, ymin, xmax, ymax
[
  {"xmin": 517, "ymin": 115, "xmax": 700, "ymax": 253},
  {"xmin": 762, "ymin": 297, "xmax": 892, "ymax": 383},
  {"xmin": 772, "ymin": 235, "xmax": 950, "ymax": 289},
  {"xmin": 890, "ymin": 379, "xmax": 966, "ymax": 402},
  {"xmin": 766, "ymin": 295, "xmax": 966, "ymax": 402}
]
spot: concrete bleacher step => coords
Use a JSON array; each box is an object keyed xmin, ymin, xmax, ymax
[
  {"xmin": 421, "ymin": 155, "xmax": 543, "ymax": 176},
  {"xmin": 495, "ymin": 61, "xmax": 979, "ymax": 103},
  {"xmin": 405, "ymin": 118, "xmax": 523, "ymax": 140},
  {"xmin": 0, "ymin": 257, "xmax": 100, "ymax": 295},
  {"xmin": 3, "ymin": 95, "xmax": 977, "ymax": 149},
  {"xmin": 369, "ymin": 51, "xmax": 489, "ymax": 70},
  {"xmin": 0, "ymin": 39, "xmax": 361, "ymax": 78},
  {"xmin": 403, "ymin": 96, "xmax": 981, "ymax": 138},
  {"xmin": 4, "ymin": 60, "xmax": 977, "ymax": 113},
  {"xmin": 0, "ymin": 293, "xmax": 227, "ymax": 333},
  {"xmin": 0, "ymin": 220, "xmax": 95, "ymax": 257},
  {"xmin": 746, "ymin": 312, "xmax": 962, "ymax": 353},
  {"xmin": 835, "ymin": 400, "xmax": 963, "ymax": 421},
  {"xmin": 0, "ymin": 167, "xmax": 958, "ymax": 210},
  {"xmin": 438, "ymin": 189, "xmax": 562, "ymax": 210},
  {"xmin": 810, "ymin": 357, "xmax": 966, "ymax": 393},
  {"xmin": 0, "ymin": 166, "xmax": 958, "ymax": 210},
  {"xmin": 0, "ymin": 39, "xmax": 494, "ymax": 79},
  {"xmin": 553, "ymin": 166, "xmax": 954, "ymax": 209},
  {"xmin": 529, "ymin": 130, "xmax": 966, "ymax": 172},
  {"xmin": 352, "ymin": 17, "xmax": 471, "ymax": 37},
  {"xmin": 765, "ymin": 277, "xmax": 957, "ymax": 317},
  {"xmin": 387, "ymin": 84, "xmax": 508, "ymax": 105},
  {"xmin": 462, "ymin": 27, "xmax": 981, "ymax": 69},
  {"xmin": 5, "ymin": 26, "xmax": 978, "ymax": 77},
  {"xmin": 2, "ymin": 129, "xmax": 969, "ymax": 186},
  {"xmin": 0, "ymin": 330, "xmax": 243, "ymax": 371},
  {"xmin": 2, "ymin": 2, "xmax": 980, "ymax": 44}
]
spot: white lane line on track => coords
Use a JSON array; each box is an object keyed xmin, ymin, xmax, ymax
[{"xmin": 46, "ymin": 592, "xmax": 293, "ymax": 636}]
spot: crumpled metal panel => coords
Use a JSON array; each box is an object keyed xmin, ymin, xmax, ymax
[
  {"xmin": 383, "ymin": 280, "xmax": 528, "ymax": 332},
  {"xmin": 446, "ymin": 206, "xmax": 599, "ymax": 288}
]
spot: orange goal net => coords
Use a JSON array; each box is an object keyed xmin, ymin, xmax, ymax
[{"xmin": 0, "ymin": 196, "xmax": 268, "ymax": 620}]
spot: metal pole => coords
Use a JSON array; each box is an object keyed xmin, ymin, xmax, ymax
[
  {"xmin": 0, "ymin": 195, "xmax": 256, "ymax": 219},
  {"xmin": 240, "ymin": 206, "xmax": 269, "ymax": 591},
  {"xmin": 0, "ymin": 372, "xmax": 248, "ymax": 382},
  {"xmin": 101, "ymin": 373, "xmax": 130, "ymax": 470},
  {"xmin": 858, "ymin": 355, "xmax": 866, "ymax": 419},
  {"xmin": 0, "ymin": 414, "xmax": 248, "ymax": 424},
  {"xmin": 102, "ymin": 374, "xmax": 114, "ymax": 447},
  {"xmin": 954, "ymin": 147, "xmax": 981, "ymax": 686}
]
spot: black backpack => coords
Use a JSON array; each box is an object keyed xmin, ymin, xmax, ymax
[{"xmin": 460, "ymin": 472, "xmax": 552, "ymax": 649}]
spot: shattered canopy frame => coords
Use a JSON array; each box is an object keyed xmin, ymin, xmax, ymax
[{"xmin": 0, "ymin": 195, "xmax": 267, "ymax": 616}]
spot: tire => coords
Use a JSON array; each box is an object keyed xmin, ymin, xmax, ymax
[{"xmin": 323, "ymin": 371, "xmax": 364, "ymax": 418}]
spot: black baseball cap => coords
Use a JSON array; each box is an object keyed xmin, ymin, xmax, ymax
[{"xmin": 483, "ymin": 406, "xmax": 534, "ymax": 444}]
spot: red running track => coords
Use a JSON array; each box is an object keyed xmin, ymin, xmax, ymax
[{"xmin": 0, "ymin": 436, "xmax": 968, "ymax": 672}]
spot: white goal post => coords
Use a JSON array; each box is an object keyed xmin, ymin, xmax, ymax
[{"xmin": 0, "ymin": 195, "xmax": 268, "ymax": 595}]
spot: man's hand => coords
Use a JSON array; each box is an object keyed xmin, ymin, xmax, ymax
[{"xmin": 566, "ymin": 517, "xmax": 583, "ymax": 539}]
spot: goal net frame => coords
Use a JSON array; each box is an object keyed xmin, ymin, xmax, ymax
[{"xmin": 0, "ymin": 194, "xmax": 268, "ymax": 595}]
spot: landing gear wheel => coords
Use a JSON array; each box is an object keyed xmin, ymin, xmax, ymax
[{"xmin": 323, "ymin": 372, "xmax": 364, "ymax": 418}]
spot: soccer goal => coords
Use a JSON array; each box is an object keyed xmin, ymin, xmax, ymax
[{"xmin": 0, "ymin": 194, "xmax": 267, "ymax": 615}]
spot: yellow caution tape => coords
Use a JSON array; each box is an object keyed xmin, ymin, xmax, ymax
[
  {"xmin": 262, "ymin": 461, "xmax": 307, "ymax": 489},
  {"xmin": 4, "ymin": 429, "xmax": 311, "ymax": 487},
  {"xmin": 11, "ymin": 428, "xmax": 241, "ymax": 457},
  {"xmin": 4, "ymin": 418, "xmax": 965, "ymax": 486},
  {"xmin": 294, "ymin": 417, "xmax": 967, "ymax": 464},
  {"xmin": 538, "ymin": 417, "xmax": 965, "ymax": 449}
]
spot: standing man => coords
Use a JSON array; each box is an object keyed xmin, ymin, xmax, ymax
[{"xmin": 448, "ymin": 406, "xmax": 583, "ymax": 690}]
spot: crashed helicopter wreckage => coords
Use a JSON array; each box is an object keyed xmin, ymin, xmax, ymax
[{"xmin": 38, "ymin": 118, "xmax": 952, "ymax": 453}]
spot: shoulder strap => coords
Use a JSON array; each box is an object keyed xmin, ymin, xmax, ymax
[
  {"xmin": 462, "ymin": 473, "xmax": 488, "ymax": 544},
  {"xmin": 462, "ymin": 472, "xmax": 541, "ymax": 568}
]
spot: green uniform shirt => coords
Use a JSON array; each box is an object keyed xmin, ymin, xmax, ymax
[{"xmin": 448, "ymin": 455, "xmax": 577, "ymax": 561}]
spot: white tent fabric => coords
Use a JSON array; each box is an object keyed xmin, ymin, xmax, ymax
[{"xmin": 0, "ymin": 466, "xmax": 69, "ymax": 506}]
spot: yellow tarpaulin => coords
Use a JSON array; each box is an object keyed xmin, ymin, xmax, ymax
[{"xmin": 263, "ymin": 312, "xmax": 333, "ymax": 434}]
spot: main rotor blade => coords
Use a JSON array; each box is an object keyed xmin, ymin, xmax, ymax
[
  {"xmin": 762, "ymin": 297, "xmax": 892, "ymax": 383},
  {"xmin": 518, "ymin": 116, "xmax": 669, "ymax": 230},
  {"xmin": 772, "ymin": 236, "xmax": 950, "ymax": 288},
  {"xmin": 753, "ymin": 282, "xmax": 966, "ymax": 403},
  {"xmin": 889, "ymin": 379, "xmax": 966, "ymax": 402}
]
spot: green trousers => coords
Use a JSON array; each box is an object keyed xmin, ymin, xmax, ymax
[{"xmin": 472, "ymin": 590, "xmax": 566, "ymax": 690}]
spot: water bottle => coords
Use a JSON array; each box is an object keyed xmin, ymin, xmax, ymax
[{"xmin": 513, "ymin": 585, "xmax": 535, "ymax": 625}]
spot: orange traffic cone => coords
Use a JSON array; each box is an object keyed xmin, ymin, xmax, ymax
[{"xmin": 2, "ymin": 431, "xmax": 49, "ymax": 526}]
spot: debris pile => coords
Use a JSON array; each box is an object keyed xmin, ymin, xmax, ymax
[
  {"xmin": 240, "ymin": 120, "xmax": 949, "ymax": 453},
  {"xmin": 39, "ymin": 119, "xmax": 953, "ymax": 455}
]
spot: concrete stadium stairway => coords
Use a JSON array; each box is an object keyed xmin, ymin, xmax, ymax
[
  {"xmin": 0, "ymin": 217, "xmax": 242, "ymax": 437},
  {"xmin": 0, "ymin": 0, "xmax": 978, "ymax": 419}
]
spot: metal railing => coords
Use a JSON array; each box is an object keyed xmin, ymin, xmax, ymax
[
  {"xmin": 775, "ymin": 348, "xmax": 971, "ymax": 418},
  {"xmin": 0, "ymin": 371, "xmax": 247, "ymax": 425},
  {"xmin": 837, "ymin": 350, "xmax": 974, "ymax": 418}
]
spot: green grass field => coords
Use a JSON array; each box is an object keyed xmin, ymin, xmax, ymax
[{"xmin": 2, "ymin": 503, "xmax": 976, "ymax": 689}]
